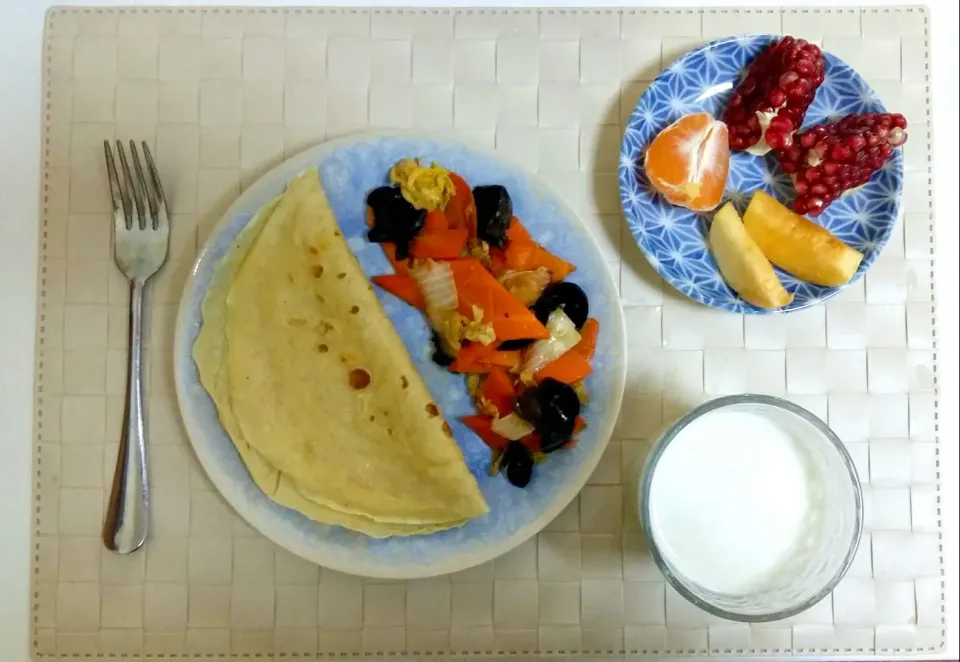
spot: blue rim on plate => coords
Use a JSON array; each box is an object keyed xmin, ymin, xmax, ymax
[
  {"xmin": 619, "ymin": 34, "xmax": 904, "ymax": 314},
  {"xmin": 173, "ymin": 132, "xmax": 626, "ymax": 578}
]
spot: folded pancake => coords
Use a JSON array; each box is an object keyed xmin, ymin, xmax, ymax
[{"xmin": 192, "ymin": 168, "xmax": 488, "ymax": 537}]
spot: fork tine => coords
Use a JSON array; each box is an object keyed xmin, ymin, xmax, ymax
[
  {"xmin": 141, "ymin": 142, "xmax": 168, "ymax": 231},
  {"xmin": 104, "ymin": 141, "xmax": 132, "ymax": 229},
  {"xmin": 115, "ymin": 141, "xmax": 145, "ymax": 230},
  {"xmin": 130, "ymin": 140, "xmax": 158, "ymax": 230},
  {"xmin": 117, "ymin": 140, "xmax": 144, "ymax": 230}
]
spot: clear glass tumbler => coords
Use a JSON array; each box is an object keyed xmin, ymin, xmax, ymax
[{"xmin": 638, "ymin": 394, "xmax": 863, "ymax": 622}]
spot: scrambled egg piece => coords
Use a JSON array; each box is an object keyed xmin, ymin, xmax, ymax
[
  {"xmin": 466, "ymin": 374, "xmax": 482, "ymax": 398},
  {"xmin": 476, "ymin": 395, "xmax": 500, "ymax": 418},
  {"xmin": 572, "ymin": 380, "xmax": 590, "ymax": 405},
  {"xmin": 467, "ymin": 238, "xmax": 492, "ymax": 267},
  {"xmin": 389, "ymin": 158, "xmax": 455, "ymax": 211},
  {"xmin": 433, "ymin": 305, "xmax": 495, "ymax": 361},
  {"xmin": 463, "ymin": 305, "xmax": 496, "ymax": 346}
]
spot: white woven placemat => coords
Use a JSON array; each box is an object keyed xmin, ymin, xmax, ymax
[{"xmin": 32, "ymin": 6, "xmax": 944, "ymax": 660}]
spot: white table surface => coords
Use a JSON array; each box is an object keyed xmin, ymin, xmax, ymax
[{"xmin": 1, "ymin": 1, "xmax": 956, "ymax": 660}]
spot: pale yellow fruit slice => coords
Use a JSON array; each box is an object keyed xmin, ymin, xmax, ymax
[
  {"xmin": 743, "ymin": 190, "xmax": 863, "ymax": 288},
  {"xmin": 709, "ymin": 202, "xmax": 793, "ymax": 310}
]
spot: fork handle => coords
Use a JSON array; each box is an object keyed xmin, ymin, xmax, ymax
[{"xmin": 102, "ymin": 280, "xmax": 149, "ymax": 554}]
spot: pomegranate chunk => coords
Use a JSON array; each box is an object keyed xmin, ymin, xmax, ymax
[
  {"xmin": 775, "ymin": 113, "xmax": 908, "ymax": 217},
  {"xmin": 723, "ymin": 36, "xmax": 826, "ymax": 155}
]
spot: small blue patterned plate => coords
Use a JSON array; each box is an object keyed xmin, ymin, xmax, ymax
[
  {"xmin": 174, "ymin": 132, "xmax": 626, "ymax": 578},
  {"xmin": 619, "ymin": 34, "xmax": 903, "ymax": 314}
]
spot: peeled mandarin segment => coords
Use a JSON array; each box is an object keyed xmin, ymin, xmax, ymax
[
  {"xmin": 644, "ymin": 112, "xmax": 731, "ymax": 212},
  {"xmin": 709, "ymin": 202, "xmax": 792, "ymax": 310},
  {"xmin": 743, "ymin": 190, "xmax": 863, "ymax": 287}
]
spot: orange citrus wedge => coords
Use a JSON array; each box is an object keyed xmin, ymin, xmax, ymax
[{"xmin": 644, "ymin": 112, "xmax": 730, "ymax": 212}]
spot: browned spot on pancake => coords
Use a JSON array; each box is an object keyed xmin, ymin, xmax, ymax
[
  {"xmin": 387, "ymin": 428, "xmax": 393, "ymax": 436},
  {"xmin": 349, "ymin": 368, "xmax": 371, "ymax": 390},
  {"xmin": 442, "ymin": 422, "xmax": 452, "ymax": 437},
  {"xmin": 318, "ymin": 321, "xmax": 334, "ymax": 335},
  {"xmin": 350, "ymin": 305, "xmax": 360, "ymax": 314},
  {"xmin": 337, "ymin": 272, "xmax": 347, "ymax": 279},
  {"xmin": 287, "ymin": 273, "xmax": 294, "ymax": 283},
  {"xmin": 426, "ymin": 403, "xmax": 439, "ymax": 417},
  {"xmin": 317, "ymin": 344, "xmax": 329, "ymax": 353},
  {"xmin": 369, "ymin": 415, "xmax": 375, "ymax": 422},
  {"xmin": 308, "ymin": 246, "xmax": 319, "ymax": 255},
  {"xmin": 288, "ymin": 317, "xmax": 307, "ymax": 327},
  {"xmin": 334, "ymin": 230, "xmax": 341, "ymax": 237},
  {"xmin": 316, "ymin": 295, "xmax": 325, "ymax": 304},
  {"xmin": 312, "ymin": 265, "xmax": 324, "ymax": 278},
  {"xmin": 401, "ymin": 376, "xmax": 409, "ymax": 389}
]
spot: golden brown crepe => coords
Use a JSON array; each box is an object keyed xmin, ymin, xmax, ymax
[{"xmin": 192, "ymin": 168, "xmax": 488, "ymax": 537}]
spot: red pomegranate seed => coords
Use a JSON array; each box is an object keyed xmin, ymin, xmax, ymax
[
  {"xmin": 775, "ymin": 112, "xmax": 909, "ymax": 216},
  {"xmin": 780, "ymin": 71, "xmax": 799, "ymax": 87},
  {"xmin": 722, "ymin": 36, "xmax": 826, "ymax": 154}
]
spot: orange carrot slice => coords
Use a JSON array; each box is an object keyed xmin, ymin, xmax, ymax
[
  {"xmin": 481, "ymin": 367, "xmax": 517, "ymax": 416},
  {"xmin": 462, "ymin": 415, "xmax": 508, "ymax": 451},
  {"xmin": 520, "ymin": 432, "xmax": 541, "ymax": 453},
  {"xmin": 424, "ymin": 209, "xmax": 448, "ymax": 232},
  {"xmin": 450, "ymin": 342, "xmax": 494, "ymax": 374},
  {"xmin": 488, "ymin": 247, "xmax": 509, "ymax": 277},
  {"xmin": 477, "ymin": 349, "xmax": 523, "ymax": 368},
  {"xmin": 445, "ymin": 173, "xmax": 477, "ymax": 236},
  {"xmin": 535, "ymin": 350, "xmax": 593, "ymax": 384},
  {"xmin": 536, "ymin": 246, "xmax": 576, "ymax": 281},
  {"xmin": 506, "ymin": 216, "xmax": 533, "ymax": 243},
  {"xmin": 503, "ymin": 241, "xmax": 540, "ymax": 271},
  {"xmin": 371, "ymin": 275, "xmax": 424, "ymax": 310},
  {"xmin": 409, "ymin": 228, "xmax": 469, "ymax": 260},
  {"xmin": 575, "ymin": 318, "xmax": 600, "ymax": 361},
  {"xmin": 380, "ymin": 242, "xmax": 410, "ymax": 276},
  {"xmin": 448, "ymin": 259, "xmax": 549, "ymax": 339},
  {"xmin": 448, "ymin": 260, "xmax": 549, "ymax": 342},
  {"xmin": 493, "ymin": 317, "xmax": 550, "ymax": 343},
  {"xmin": 502, "ymin": 241, "xmax": 576, "ymax": 281}
]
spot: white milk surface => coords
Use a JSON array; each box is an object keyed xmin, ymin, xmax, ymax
[{"xmin": 647, "ymin": 407, "xmax": 822, "ymax": 595}]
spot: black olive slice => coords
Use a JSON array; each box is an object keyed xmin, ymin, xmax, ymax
[
  {"xmin": 497, "ymin": 338, "xmax": 535, "ymax": 351},
  {"xmin": 518, "ymin": 378, "xmax": 580, "ymax": 453},
  {"xmin": 473, "ymin": 185, "xmax": 513, "ymax": 249},
  {"xmin": 366, "ymin": 186, "xmax": 426, "ymax": 260},
  {"xmin": 503, "ymin": 441, "xmax": 533, "ymax": 488},
  {"xmin": 531, "ymin": 281, "xmax": 589, "ymax": 330}
]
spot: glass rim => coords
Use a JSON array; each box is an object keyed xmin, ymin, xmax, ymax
[{"xmin": 638, "ymin": 393, "xmax": 864, "ymax": 623}]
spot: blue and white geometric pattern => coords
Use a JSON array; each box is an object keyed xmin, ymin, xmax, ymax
[
  {"xmin": 175, "ymin": 134, "xmax": 626, "ymax": 577},
  {"xmin": 619, "ymin": 34, "xmax": 904, "ymax": 314}
]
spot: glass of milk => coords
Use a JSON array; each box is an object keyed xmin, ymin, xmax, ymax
[{"xmin": 638, "ymin": 394, "xmax": 863, "ymax": 622}]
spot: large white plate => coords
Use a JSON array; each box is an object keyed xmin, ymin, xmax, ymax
[{"xmin": 173, "ymin": 132, "xmax": 626, "ymax": 578}]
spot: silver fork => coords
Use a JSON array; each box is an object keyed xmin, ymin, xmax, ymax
[{"xmin": 101, "ymin": 140, "xmax": 170, "ymax": 554}]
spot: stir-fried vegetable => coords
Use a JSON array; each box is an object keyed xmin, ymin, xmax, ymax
[
  {"xmin": 367, "ymin": 160, "xmax": 600, "ymax": 488},
  {"xmin": 491, "ymin": 413, "xmax": 536, "ymax": 440},
  {"xmin": 499, "ymin": 268, "xmax": 551, "ymax": 307},
  {"xmin": 522, "ymin": 308, "xmax": 582, "ymax": 377},
  {"xmin": 411, "ymin": 260, "xmax": 458, "ymax": 317}
]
